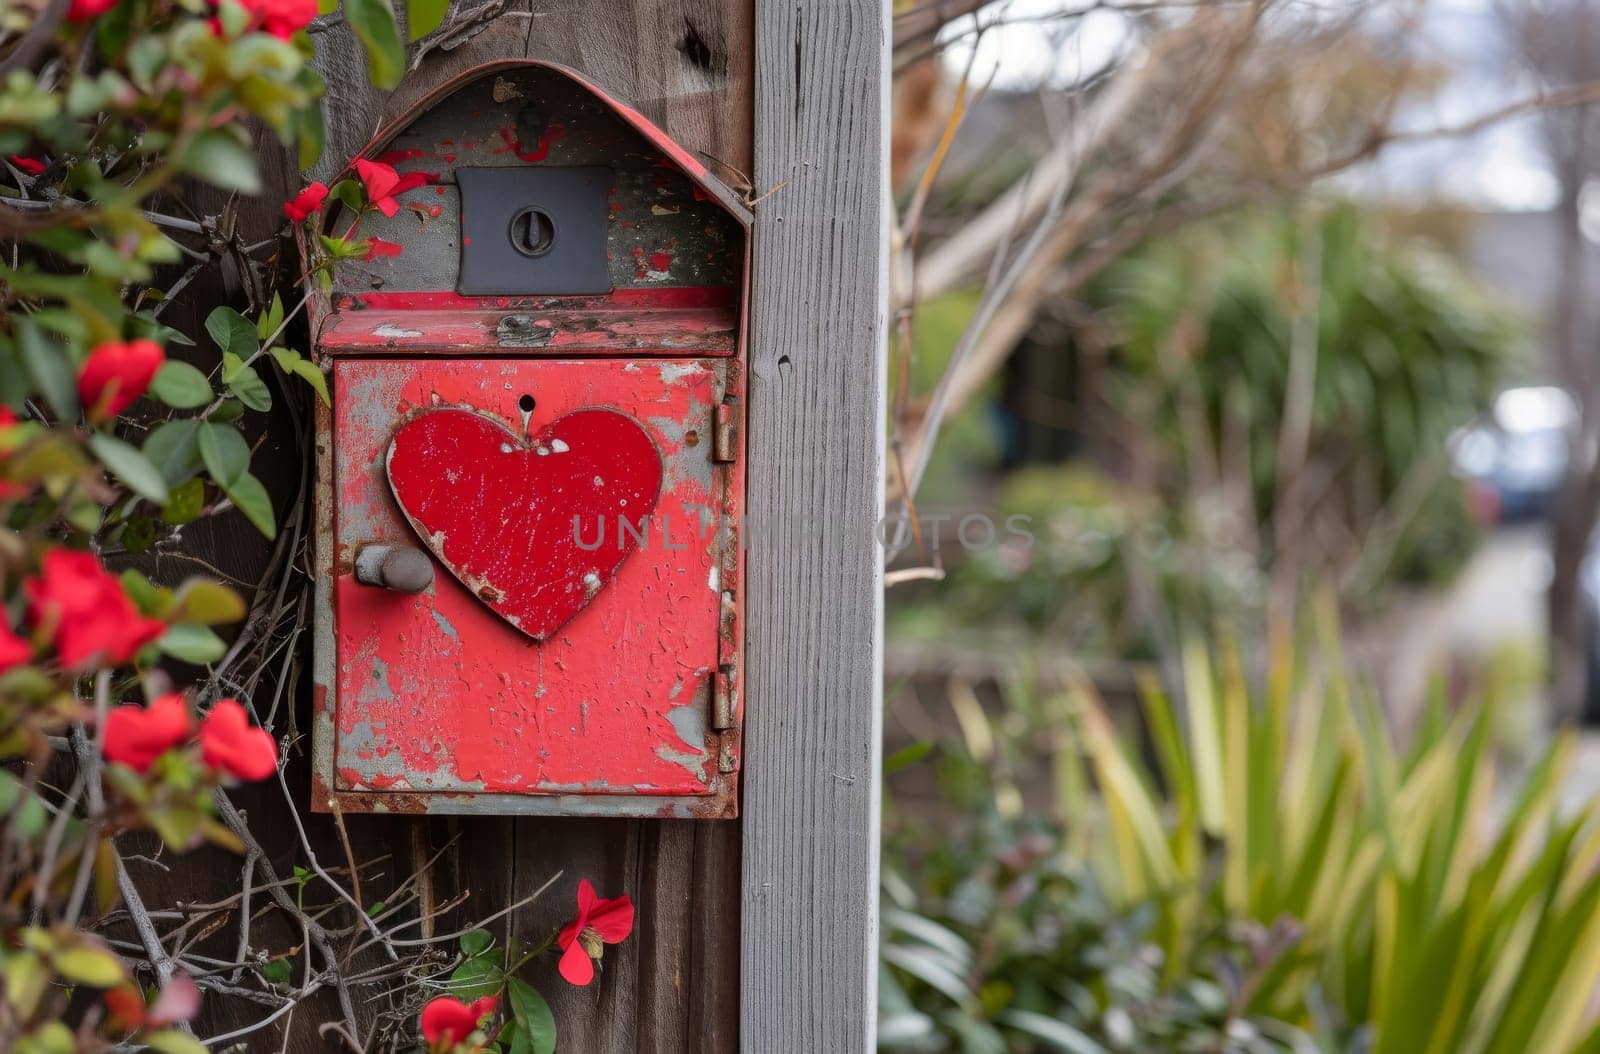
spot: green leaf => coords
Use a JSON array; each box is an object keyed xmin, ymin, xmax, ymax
[
  {"xmin": 0, "ymin": 771, "xmax": 50, "ymax": 840},
  {"xmin": 329, "ymin": 179, "xmax": 364, "ymax": 211},
  {"xmin": 210, "ymin": 399, "xmax": 245, "ymax": 424},
  {"xmin": 198, "ymin": 422, "xmax": 250, "ymax": 486},
  {"xmin": 173, "ymin": 580, "xmax": 246, "ymax": 625},
  {"xmin": 88, "ymin": 433, "xmax": 170, "ymax": 504},
  {"xmin": 885, "ymin": 741, "xmax": 932, "ymax": 775},
  {"xmin": 504, "ymin": 1022, "xmax": 533, "ymax": 1054},
  {"xmin": 144, "ymin": 1030, "xmax": 210, "ymax": 1054},
  {"xmin": 224, "ymin": 471, "xmax": 277, "ymax": 540},
  {"xmin": 119, "ymin": 569, "xmax": 168, "ymax": 615},
  {"xmin": 459, "ymin": 929, "xmax": 493, "ymax": 957},
  {"xmin": 143, "ymin": 419, "xmax": 203, "ymax": 485},
  {"xmin": 291, "ymin": 358, "xmax": 330, "ymax": 405},
  {"xmin": 261, "ymin": 958, "xmax": 292, "ymax": 985},
  {"xmin": 207, "ymin": 307, "xmax": 257, "ymax": 360},
  {"xmin": 407, "ymin": 0, "xmax": 449, "ymax": 40},
  {"xmin": 507, "ymin": 977, "xmax": 557, "ymax": 1054},
  {"xmin": 158, "ymin": 623, "xmax": 227, "ymax": 664},
  {"xmin": 16, "ymin": 320, "xmax": 79, "ymax": 421},
  {"xmin": 447, "ymin": 955, "xmax": 503, "ymax": 1002},
  {"xmin": 183, "ymin": 130, "xmax": 261, "ymax": 194},
  {"xmin": 160, "ymin": 477, "xmax": 206, "ymax": 525},
  {"xmin": 995, "ymin": 1010, "xmax": 1107, "ymax": 1054},
  {"xmin": 227, "ymin": 363, "xmax": 272, "ymax": 412},
  {"xmin": 119, "ymin": 515, "xmax": 156, "ymax": 553},
  {"xmin": 343, "ymin": 0, "xmax": 406, "ymax": 90},
  {"xmin": 15, "ymin": 1020, "xmax": 74, "ymax": 1054},
  {"xmin": 258, "ymin": 293, "xmax": 285, "ymax": 341},
  {"xmin": 266, "ymin": 348, "xmax": 328, "ymax": 405},
  {"xmin": 149, "ymin": 361, "xmax": 212, "ymax": 408},
  {"xmin": 51, "ymin": 945, "xmax": 127, "ymax": 988}
]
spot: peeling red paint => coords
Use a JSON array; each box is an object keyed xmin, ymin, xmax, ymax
[
  {"xmin": 307, "ymin": 58, "xmax": 751, "ymax": 818},
  {"xmin": 332, "ymin": 359, "xmax": 730, "ymax": 797},
  {"xmin": 345, "ymin": 288, "xmax": 735, "ymax": 311},
  {"xmin": 365, "ymin": 238, "xmax": 404, "ymax": 261},
  {"xmin": 376, "ymin": 147, "xmax": 430, "ymax": 164},
  {"xmin": 496, "ymin": 121, "xmax": 566, "ymax": 162}
]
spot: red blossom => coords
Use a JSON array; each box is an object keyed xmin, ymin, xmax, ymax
[
  {"xmin": 0, "ymin": 622, "xmax": 29, "ymax": 673},
  {"xmin": 103, "ymin": 694, "xmax": 193, "ymax": 773},
  {"xmin": 0, "ymin": 406, "xmax": 27, "ymax": 499},
  {"xmin": 419, "ymin": 995, "xmax": 498, "ymax": 1049},
  {"xmin": 77, "ymin": 339, "xmax": 165, "ymax": 422},
  {"xmin": 25, "ymin": 550, "xmax": 166, "ymax": 669},
  {"xmin": 66, "ymin": 0, "xmax": 118, "ymax": 21},
  {"xmin": 104, "ymin": 973, "xmax": 201, "ymax": 1031},
  {"xmin": 236, "ymin": 0, "xmax": 315, "ymax": 39},
  {"xmin": 283, "ymin": 181, "xmax": 329, "ymax": 222},
  {"xmin": 199, "ymin": 699, "xmax": 278, "ymax": 781},
  {"xmin": 8, "ymin": 155, "xmax": 45, "ymax": 175},
  {"xmin": 354, "ymin": 159, "xmax": 431, "ymax": 218},
  {"xmin": 557, "ymin": 879, "xmax": 635, "ymax": 986}
]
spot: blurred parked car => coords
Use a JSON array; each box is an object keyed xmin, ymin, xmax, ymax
[{"xmin": 1452, "ymin": 386, "xmax": 1575, "ymax": 524}]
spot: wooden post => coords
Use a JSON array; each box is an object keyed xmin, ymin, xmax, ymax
[{"xmin": 741, "ymin": 4, "xmax": 888, "ymax": 1051}]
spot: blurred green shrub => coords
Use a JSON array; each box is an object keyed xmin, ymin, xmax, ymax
[
  {"xmin": 881, "ymin": 630, "xmax": 1600, "ymax": 1052},
  {"xmin": 1099, "ymin": 202, "xmax": 1513, "ymax": 587}
]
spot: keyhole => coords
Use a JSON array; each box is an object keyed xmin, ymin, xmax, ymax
[
  {"xmin": 509, "ymin": 207, "xmax": 555, "ymax": 257},
  {"xmin": 518, "ymin": 393, "xmax": 536, "ymax": 434}
]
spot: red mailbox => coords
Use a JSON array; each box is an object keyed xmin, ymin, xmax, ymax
[{"xmin": 306, "ymin": 61, "xmax": 748, "ymax": 818}]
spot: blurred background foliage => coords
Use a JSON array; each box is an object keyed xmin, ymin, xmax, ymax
[
  {"xmin": 876, "ymin": 7, "xmax": 1586, "ymax": 1048},
  {"xmin": 893, "ymin": 202, "xmax": 1515, "ymax": 660},
  {"xmin": 881, "ymin": 631, "xmax": 1600, "ymax": 1053}
]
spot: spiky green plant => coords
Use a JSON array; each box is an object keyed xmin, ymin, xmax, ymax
[{"xmin": 1060, "ymin": 630, "xmax": 1600, "ymax": 1053}]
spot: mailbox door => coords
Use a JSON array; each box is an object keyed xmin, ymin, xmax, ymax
[{"xmin": 329, "ymin": 357, "xmax": 739, "ymax": 810}]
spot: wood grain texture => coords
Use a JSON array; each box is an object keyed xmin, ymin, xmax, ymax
[
  {"xmin": 308, "ymin": 0, "xmax": 751, "ymax": 183},
  {"xmin": 740, "ymin": 3, "xmax": 888, "ymax": 1052}
]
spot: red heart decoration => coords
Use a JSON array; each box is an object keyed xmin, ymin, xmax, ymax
[{"xmin": 385, "ymin": 406, "xmax": 663, "ymax": 640}]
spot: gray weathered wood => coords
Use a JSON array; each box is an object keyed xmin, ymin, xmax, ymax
[{"xmin": 740, "ymin": 4, "xmax": 888, "ymax": 1052}]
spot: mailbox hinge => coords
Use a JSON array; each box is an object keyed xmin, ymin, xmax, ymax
[
  {"xmin": 712, "ymin": 666, "xmax": 737, "ymax": 731},
  {"xmin": 712, "ymin": 399, "xmax": 740, "ymax": 463}
]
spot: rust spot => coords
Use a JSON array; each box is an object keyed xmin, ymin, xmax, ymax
[
  {"xmin": 478, "ymin": 584, "xmax": 504, "ymax": 603},
  {"xmin": 685, "ymin": 429, "xmax": 699, "ymax": 447}
]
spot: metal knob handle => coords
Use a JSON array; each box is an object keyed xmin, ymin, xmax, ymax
[{"xmin": 354, "ymin": 545, "xmax": 434, "ymax": 593}]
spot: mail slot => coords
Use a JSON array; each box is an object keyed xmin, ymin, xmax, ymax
[{"xmin": 304, "ymin": 61, "xmax": 749, "ymax": 818}]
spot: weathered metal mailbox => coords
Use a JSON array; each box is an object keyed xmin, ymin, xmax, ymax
[{"xmin": 307, "ymin": 61, "xmax": 749, "ymax": 818}]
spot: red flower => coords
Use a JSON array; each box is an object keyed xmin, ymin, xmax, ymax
[
  {"xmin": 103, "ymin": 694, "xmax": 192, "ymax": 773},
  {"xmin": 283, "ymin": 181, "xmax": 328, "ymax": 221},
  {"xmin": 67, "ymin": 0, "xmax": 118, "ymax": 21},
  {"xmin": 77, "ymin": 339, "xmax": 165, "ymax": 422},
  {"xmin": 199, "ymin": 699, "xmax": 278, "ymax": 781},
  {"xmin": 8, "ymin": 155, "xmax": 45, "ymax": 175},
  {"xmin": 419, "ymin": 995, "xmax": 497, "ymax": 1049},
  {"xmin": 25, "ymin": 549, "xmax": 166, "ymax": 668},
  {"xmin": 237, "ymin": 0, "xmax": 316, "ymax": 39},
  {"xmin": 354, "ymin": 159, "xmax": 431, "ymax": 218},
  {"xmin": 557, "ymin": 879, "xmax": 635, "ymax": 985},
  {"xmin": 105, "ymin": 973, "xmax": 200, "ymax": 1031},
  {"xmin": 0, "ymin": 407, "xmax": 26, "ymax": 500},
  {"xmin": 0, "ymin": 622, "xmax": 29, "ymax": 673}
]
